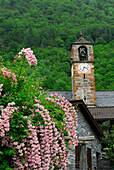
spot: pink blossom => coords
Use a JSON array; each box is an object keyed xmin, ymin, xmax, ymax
[
  {"xmin": 18, "ymin": 48, "xmax": 37, "ymax": 66},
  {"xmin": 1, "ymin": 67, "xmax": 17, "ymax": 87},
  {"xmin": 0, "ymin": 106, "xmax": 3, "ymax": 110},
  {"xmin": 0, "ymin": 84, "xmax": 3, "ymax": 95},
  {"xmin": 0, "ymin": 84, "xmax": 3, "ymax": 88},
  {"xmin": 13, "ymin": 142, "xmax": 18, "ymax": 145}
]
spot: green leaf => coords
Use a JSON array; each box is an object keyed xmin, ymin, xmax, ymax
[{"xmin": 0, "ymin": 151, "xmax": 4, "ymax": 155}]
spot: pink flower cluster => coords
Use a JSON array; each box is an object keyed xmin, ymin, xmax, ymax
[
  {"xmin": 50, "ymin": 123, "xmax": 69, "ymax": 169},
  {"xmin": 0, "ymin": 84, "xmax": 3, "ymax": 95},
  {"xmin": 1, "ymin": 67, "xmax": 17, "ymax": 87},
  {"xmin": 0, "ymin": 95, "xmax": 78, "ymax": 169},
  {"xmin": 33, "ymin": 96, "xmax": 78, "ymax": 169},
  {"xmin": 11, "ymin": 118, "xmax": 42, "ymax": 170},
  {"xmin": 34, "ymin": 101, "xmax": 64, "ymax": 169},
  {"xmin": 0, "ymin": 96, "xmax": 78, "ymax": 169},
  {"xmin": 0, "ymin": 102, "xmax": 16, "ymax": 137},
  {"xmin": 18, "ymin": 48, "xmax": 37, "ymax": 66},
  {"xmin": 46, "ymin": 94, "xmax": 78, "ymax": 146}
]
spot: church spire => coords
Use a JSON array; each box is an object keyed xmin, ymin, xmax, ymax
[
  {"xmin": 80, "ymin": 31, "xmax": 83, "ymax": 37},
  {"xmin": 71, "ymin": 32, "xmax": 93, "ymax": 45}
]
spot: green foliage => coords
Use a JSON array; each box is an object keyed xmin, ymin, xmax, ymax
[
  {"xmin": 0, "ymin": 145, "xmax": 14, "ymax": 170},
  {"xmin": 102, "ymin": 121, "xmax": 114, "ymax": 162},
  {"xmin": 94, "ymin": 41, "xmax": 114, "ymax": 90},
  {"xmin": 0, "ymin": 0, "xmax": 114, "ymax": 90}
]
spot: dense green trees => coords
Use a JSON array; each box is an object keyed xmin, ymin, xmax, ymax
[
  {"xmin": 102, "ymin": 121, "xmax": 114, "ymax": 164},
  {"xmin": 94, "ymin": 41, "xmax": 114, "ymax": 90},
  {"xmin": 0, "ymin": 0, "xmax": 114, "ymax": 90}
]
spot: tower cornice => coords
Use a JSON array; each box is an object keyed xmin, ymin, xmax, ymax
[
  {"xmin": 71, "ymin": 61, "xmax": 95, "ymax": 63},
  {"xmin": 71, "ymin": 33, "xmax": 94, "ymax": 49}
]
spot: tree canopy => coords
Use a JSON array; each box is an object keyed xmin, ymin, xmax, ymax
[{"xmin": 0, "ymin": 0, "xmax": 114, "ymax": 90}]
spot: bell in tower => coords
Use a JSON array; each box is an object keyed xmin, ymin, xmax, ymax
[
  {"xmin": 79, "ymin": 46, "xmax": 87, "ymax": 61},
  {"xmin": 71, "ymin": 33, "xmax": 96, "ymax": 106}
]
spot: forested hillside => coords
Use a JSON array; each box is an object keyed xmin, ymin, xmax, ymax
[{"xmin": 0, "ymin": 0, "xmax": 114, "ymax": 90}]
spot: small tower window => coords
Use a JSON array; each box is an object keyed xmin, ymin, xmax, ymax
[{"xmin": 78, "ymin": 46, "xmax": 88, "ymax": 61}]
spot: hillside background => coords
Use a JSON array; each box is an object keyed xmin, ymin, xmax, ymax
[{"xmin": 0, "ymin": 0, "xmax": 114, "ymax": 90}]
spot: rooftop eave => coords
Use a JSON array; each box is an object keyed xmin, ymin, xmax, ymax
[
  {"xmin": 69, "ymin": 99, "xmax": 104, "ymax": 139},
  {"xmin": 70, "ymin": 34, "xmax": 94, "ymax": 51},
  {"xmin": 70, "ymin": 41, "xmax": 94, "ymax": 51},
  {"xmin": 71, "ymin": 41, "xmax": 94, "ymax": 45}
]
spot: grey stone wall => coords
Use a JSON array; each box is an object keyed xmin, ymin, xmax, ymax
[
  {"xmin": 67, "ymin": 109, "xmax": 102, "ymax": 170},
  {"xmin": 67, "ymin": 147, "xmax": 76, "ymax": 170},
  {"xmin": 71, "ymin": 44, "xmax": 96, "ymax": 106},
  {"xmin": 97, "ymin": 158, "xmax": 114, "ymax": 170}
]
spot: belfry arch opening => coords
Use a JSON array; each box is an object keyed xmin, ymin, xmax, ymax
[{"xmin": 78, "ymin": 46, "xmax": 88, "ymax": 61}]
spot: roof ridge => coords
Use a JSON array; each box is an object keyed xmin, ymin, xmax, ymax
[{"xmin": 89, "ymin": 106, "xmax": 114, "ymax": 108}]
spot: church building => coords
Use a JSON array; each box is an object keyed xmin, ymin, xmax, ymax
[{"xmin": 49, "ymin": 33, "xmax": 114, "ymax": 170}]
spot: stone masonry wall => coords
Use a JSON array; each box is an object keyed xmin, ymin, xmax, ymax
[
  {"xmin": 71, "ymin": 44, "xmax": 96, "ymax": 106},
  {"xmin": 67, "ymin": 109, "xmax": 102, "ymax": 170}
]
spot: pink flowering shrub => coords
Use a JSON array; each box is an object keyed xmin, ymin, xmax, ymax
[
  {"xmin": 0, "ymin": 48, "xmax": 78, "ymax": 169},
  {"xmin": 1, "ymin": 67, "xmax": 17, "ymax": 87},
  {"xmin": 0, "ymin": 84, "xmax": 3, "ymax": 95},
  {"xmin": 18, "ymin": 48, "xmax": 37, "ymax": 66}
]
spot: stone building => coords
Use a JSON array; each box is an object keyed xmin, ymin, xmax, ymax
[
  {"xmin": 49, "ymin": 34, "xmax": 114, "ymax": 169},
  {"xmin": 70, "ymin": 33, "xmax": 114, "ymax": 127},
  {"xmin": 71, "ymin": 32, "xmax": 96, "ymax": 106},
  {"xmin": 67, "ymin": 100, "xmax": 104, "ymax": 170},
  {"xmin": 49, "ymin": 90, "xmax": 114, "ymax": 169}
]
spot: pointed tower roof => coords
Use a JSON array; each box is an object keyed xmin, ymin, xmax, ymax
[{"xmin": 71, "ymin": 32, "xmax": 94, "ymax": 45}]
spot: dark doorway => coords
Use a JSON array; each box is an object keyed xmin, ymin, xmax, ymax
[
  {"xmin": 75, "ymin": 144, "xmax": 80, "ymax": 168},
  {"xmin": 87, "ymin": 148, "xmax": 92, "ymax": 170}
]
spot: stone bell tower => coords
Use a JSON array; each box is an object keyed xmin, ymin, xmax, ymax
[{"xmin": 71, "ymin": 33, "xmax": 96, "ymax": 106}]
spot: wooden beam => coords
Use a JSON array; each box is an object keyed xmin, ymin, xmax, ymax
[
  {"xmin": 78, "ymin": 136, "xmax": 95, "ymax": 141},
  {"xmin": 78, "ymin": 141, "xmax": 88, "ymax": 144},
  {"xmin": 64, "ymin": 136, "xmax": 95, "ymax": 142}
]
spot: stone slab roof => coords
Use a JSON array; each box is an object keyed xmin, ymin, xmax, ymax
[
  {"xmin": 49, "ymin": 91, "xmax": 114, "ymax": 107},
  {"xmin": 48, "ymin": 91, "xmax": 114, "ymax": 120},
  {"xmin": 71, "ymin": 33, "xmax": 93, "ymax": 45},
  {"xmin": 88, "ymin": 107, "xmax": 114, "ymax": 120},
  {"xmin": 96, "ymin": 91, "xmax": 114, "ymax": 107}
]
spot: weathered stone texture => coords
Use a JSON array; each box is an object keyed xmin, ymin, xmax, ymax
[
  {"xmin": 71, "ymin": 43, "xmax": 96, "ymax": 106},
  {"xmin": 67, "ymin": 109, "xmax": 102, "ymax": 170},
  {"xmin": 97, "ymin": 158, "xmax": 114, "ymax": 170}
]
